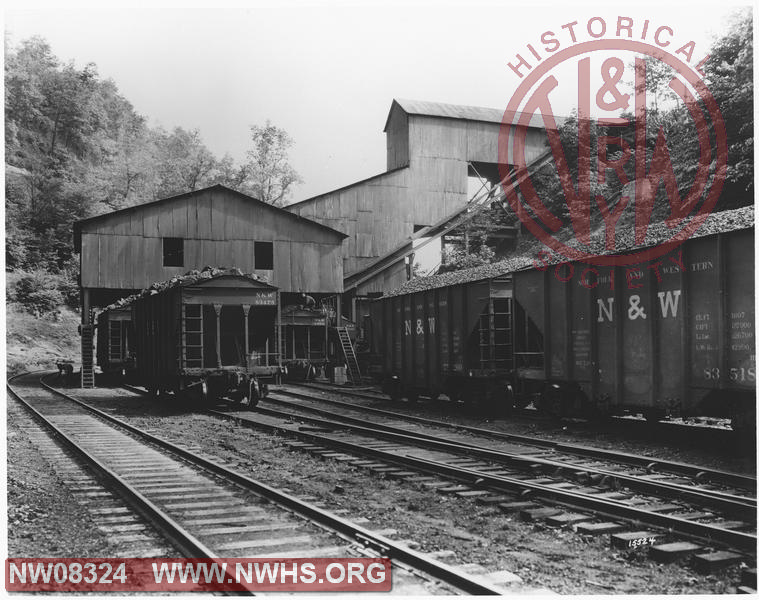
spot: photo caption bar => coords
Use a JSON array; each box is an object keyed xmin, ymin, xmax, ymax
[{"xmin": 5, "ymin": 558, "xmax": 392, "ymax": 592}]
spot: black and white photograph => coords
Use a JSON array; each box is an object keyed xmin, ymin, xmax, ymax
[{"xmin": 4, "ymin": 0, "xmax": 756, "ymax": 595}]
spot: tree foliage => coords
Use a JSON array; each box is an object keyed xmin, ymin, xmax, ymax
[
  {"xmin": 702, "ymin": 9, "xmax": 753, "ymax": 196},
  {"xmin": 242, "ymin": 122, "xmax": 302, "ymax": 206},
  {"xmin": 515, "ymin": 9, "xmax": 753, "ymax": 250},
  {"xmin": 439, "ymin": 243, "xmax": 496, "ymax": 273},
  {"xmin": 6, "ymin": 36, "xmax": 302, "ymax": 314}
]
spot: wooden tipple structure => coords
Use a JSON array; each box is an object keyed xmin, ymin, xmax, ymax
[{"xmin": 286, "ymin": 98, "xmax": 556, "ymax": 320}]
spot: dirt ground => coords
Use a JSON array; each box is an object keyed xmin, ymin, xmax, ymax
[
  {"xmin": 6, "ymin": 306, "xmax": 80, "ymax": 376},
  {"xmin": 21, "ymin": 383, "xmax": 749, "ymax": 595}
]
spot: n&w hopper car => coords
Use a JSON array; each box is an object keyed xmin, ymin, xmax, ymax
[
  {"xmin": 368, "ymin": 207, "xmax": 755, "ymax": 431},
  {"xmin": 96, "ymin": 268, "xmax": 282, "ymax": 405}
]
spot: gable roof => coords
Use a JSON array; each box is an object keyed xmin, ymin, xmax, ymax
[
  {"xmin": 286, "ymin": 165, "xmax": 409, "ymax": 210},
  {"xmin": 74, "ymin": 184, "xmax": 347, "ymax": 251},
  {"xmin": 384, "ymin": 98, "xmax": 565, "ymax": 131}
]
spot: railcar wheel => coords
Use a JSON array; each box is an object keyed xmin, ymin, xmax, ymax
[
  {"xmin": 247, "ymin": 379, "xmax": 260, "ymax": 408},
  {"xmin": 198, "ymin": 380, "xmax": 210, "ymax": 405},
  {"xmin": 538, "ymin": 384, "xmax": 563, "ymax": 417},
  {"xmin": 501, "ymin": 383, "xmax": 516, "ymax": 414},
  {"xmin": 384, "ymin": 378, "xmax": 402, "ymax": 401},
  {"xmin": 643, "ymin": 408, "xmax": 664, "ymax": 423},
  {"xmin": 730, "ymin": 406, "xmax": 756, "ymax": 438}
]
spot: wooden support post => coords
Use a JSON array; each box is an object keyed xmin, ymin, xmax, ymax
[
  {"xmin": 242, "ymin": 304, "xmax": 251, "ymax": 366},
  {"xmin": 81, "ymin": 288, "xmax": 91, "ymax": 325},
  {"xmin": 324, "ymin": 308, "xmax": 329, "ymax": 361},
  {"xmin": 276, "ymin": 291, "xmax": 282, "ymax": 370},
  {"xmin": 213, "ymin": 303, "xmax": 222, "ymax": 368}
]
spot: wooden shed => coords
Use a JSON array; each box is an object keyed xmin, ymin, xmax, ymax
[
  {"xmin": 75, "ymin": 185, "xmax": 347, "ymax": 386},
  {"xmin": 75, "ymin": 184, "xmax": 346, "ymax": 309}
]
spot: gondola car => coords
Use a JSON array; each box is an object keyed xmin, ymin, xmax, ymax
[
  {"xmin": 95, "ymin": 305, "xmax": 135, "ymax": 378},
  {"xmin": 368, "ymin": 207, "xmax": 755, "ymax": 430},
  {"xmin": 119, "ymin": 268, "xmax": 282, "ymax": 405}
]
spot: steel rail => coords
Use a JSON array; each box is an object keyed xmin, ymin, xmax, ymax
[
  {"xmin": 280, "ymin": 385, "xmax": 756, "ymax": 491},
  {"xmin": 259, "ymin": 394, "xmax": 756, "ymax": 513},
  {"xmin": 250, "ymin": 399, "xmax": 756, "ymax": 519},
  {"xmin": 6, "ymin": 375, "xmax": 249, "ymax": 594},
  {"xmin": 209, "ymin": 406, "xmax": 757, "ymax": 553},
  {"xmin": 37, "ymin": 375, "xmax": 505, "ymax": 595}
]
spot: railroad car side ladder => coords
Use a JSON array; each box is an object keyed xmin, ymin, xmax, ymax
[
  {"xmin": 336, "ymin": 326, "xmax": 362, "ymax": 384},
  {"xmin": 108, "ymin": 321, "xmax": 122, "ymax": 361},
  {"xmin": 182, "ymin": 304, "xmax": 204, "ymax": 369},
  {"xmin": 81, "ymin": 324, "xmax": 95, "ymax": 388}
]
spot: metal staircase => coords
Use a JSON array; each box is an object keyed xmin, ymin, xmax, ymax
[
  {"xmin": 336, "ymin": 326, "xmax": 362, "ymax": 385},
  {"xmin": 81, "ymin": 324, "xmax": 95, "ymax": 388}
]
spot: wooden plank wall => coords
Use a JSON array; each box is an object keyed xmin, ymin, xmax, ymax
[
  {"xmin": 287, "ymin": 110, "xmax": 550, "ymax": 292},
  {"xmin": 80, "ymin": 188, "xmax": 344, "ymax": 293},
  {"xmin": 386, "ymin": 108, "xmax": 409, "ymax": 170}
]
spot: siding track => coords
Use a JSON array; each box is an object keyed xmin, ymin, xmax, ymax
[{"xmin": 9, "ymin": 372, "xmax": 522, "ymax": 595}]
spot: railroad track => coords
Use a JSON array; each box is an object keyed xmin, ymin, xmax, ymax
[
  {"xmin": 9, "ymin": 372, "xmax": 527, "ymax": 595},
  {"xmin": 193, "ymin": 387, "xmax": 756, "ymax": 572},
  {"xmin": 296, "ymin": 381, "xmax": 739, "ymax": 436},
  {"xmin": 275, "ymin": 385, "xmax": 755, "ymax": 493}
]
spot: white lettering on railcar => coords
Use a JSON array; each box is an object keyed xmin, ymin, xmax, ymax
[
  {"xmin": 657, "ymin": 290, "xmax": 681, "ymax": 318},
  {"xmin": 597, "ymin": 297, "xmax": 614, "ymax": 322},
  {"xmin": 628, "ymin": 295, "xmax": 647, "ymax": 320},
  {"xmin": 403, "ymin": 317, "xmax": 436, "ymax": 336},
  {"xmin": 598, "ymin": 289, "xmax": 683, "ymax": 322}
]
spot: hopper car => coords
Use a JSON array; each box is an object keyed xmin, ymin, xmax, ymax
[
  {"xmin": 97, "ymin": 269, "xmax": 282, "ymax": 405},
  {"xmin": 95, "ymin": 305, "xmax": 135, "ymax": 378},
  {"xmin": 368, "ymin": 209, "xmax": 755, "ymax": 431}
]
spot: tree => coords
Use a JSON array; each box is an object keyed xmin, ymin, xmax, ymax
[
  {"xmin": 439, "ymin": 244, "xmax": 496, "ymax": 273},
  {"xmin": 239, "ymin": 121, "xmax": 302, "ymax": 206},
  {"xmin": 702, "ymin": 9, "xmax": 753, "ymax": 198}
]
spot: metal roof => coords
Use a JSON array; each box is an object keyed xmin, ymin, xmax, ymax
[
  {"xmin": 73, "ymin": 184, "xmax": 348, "ymax": 251},
  {"xmin": 384, "ymin": 98, "xmax": 564, "ymax": 131}
]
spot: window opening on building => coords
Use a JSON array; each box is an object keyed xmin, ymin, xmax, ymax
[
  {"xmin": 255, "ymin": 241, "xmax": 274, "ymax": 270},
  {"xmin": 163, "ymin": 237, "xmax": 184, "ymax": 267}
]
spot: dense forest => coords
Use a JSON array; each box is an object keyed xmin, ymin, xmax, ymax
[
  {"xmin": 446, "ymin": 10, "xmax": 753, "ymax": 270},
  {"xmin": 5, "ymin": 10, "xmax": 753, "ymax": 311},
  {"xmin": 5, "ymin": 36, "xmax": 300, "ymax": 312}
]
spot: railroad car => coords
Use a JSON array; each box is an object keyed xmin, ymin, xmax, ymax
[
  {"xmin": 370, "ymin": 274, "xmax": 516, "ymax": 408},
  {"xmin": 368, "ymin": 207, "xmax": 755, "ymax": 430},
  {"xmin": 95, "ymin": 305, "xmax": 135, "ymax": 378},
  {"xmin": 111, "ymin": 268, "xmax": 283, "ymax": 405}
]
